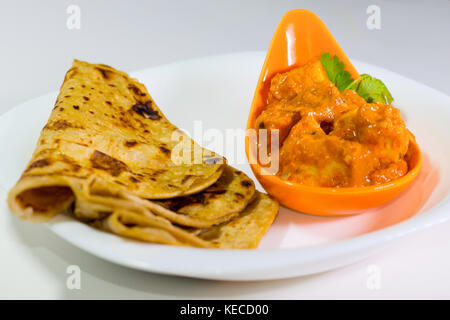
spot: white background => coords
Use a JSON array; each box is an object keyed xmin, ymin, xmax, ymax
[{"xmin": 1, "ymin": 0, "xmax": 449, "ymax": 299}]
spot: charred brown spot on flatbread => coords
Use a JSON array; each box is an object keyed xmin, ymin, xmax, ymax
[
  {"xmin": 166, "ymin": 194, "xmax": 206, "ymax": 212},
  {"xmin": 159, "ymin": 146, "xmax": 170, "ymax": 155},
  {"xmin": 124, "ymin": 140, "xmax": 138, "ymax": 148},
  {"xmin": 44, "ymin": 120, "xmax": 82, "ymax": 131},
  {"xmin": 95, "ymin": 67, "xmax": 113, "ymax": 80},
  {"xmin": 128, "ymin": 84, "xmax": 147, "ymax": 97},
  {"xmin": 132, "ymin": 101, "xmax": 161, "ymax": 120},
  {"xmin": 26, "ymin": 159, "xmax": 51, "ymax": 172},
  {"xmin": 241, "ymin": 180, "xmax": 252, "ymax": 187},
  {"xmin": 130, "ymin": 176, "xmax": 141, "ymax": 183},
  {"xmin": 90, "ymin": 150, "xmax": 131, "ymax": 177}
]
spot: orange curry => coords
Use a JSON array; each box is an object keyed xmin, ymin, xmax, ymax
[{"xmin": 255, "ymin": 59, "xmax": 414, "ymax": 188}]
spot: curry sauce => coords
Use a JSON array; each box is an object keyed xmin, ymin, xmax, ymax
[{"xmin": 255, "ymin": 59, "xmax": 413, "ymax": 187}]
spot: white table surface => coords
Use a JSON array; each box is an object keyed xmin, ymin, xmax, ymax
[{"xmin": 1, "ymin": 0, "xmax": 449, "ymax": 299}]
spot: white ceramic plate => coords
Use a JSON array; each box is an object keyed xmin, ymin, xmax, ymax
[{"xmin": 1, "ymin": 52, "xmax": 449, "ymax": 281}]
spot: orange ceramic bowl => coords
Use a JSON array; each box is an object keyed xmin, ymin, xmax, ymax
[{"xmin": 245, "ymin": 9, "xmax": 422, "ymax": 216}]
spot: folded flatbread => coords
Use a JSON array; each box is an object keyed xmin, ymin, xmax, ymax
[
  {"xmin": 8, "ymin": 60, "xmax": 224, "ymax": 222},
  {"xmin": 8, "ymin": 60, "xmax": 278, "ymax": 249}
]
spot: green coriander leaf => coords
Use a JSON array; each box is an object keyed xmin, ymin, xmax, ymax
[
  {"xmin": 335, "ymin": 71, "xmax": 353, "ymax": 92},
  {"xmin": 318, "ymin": 53, "xmax": 354, "ymax": 92},
  {"xmin": 345, "ymin": 74, "xmax": 394, "ymax": 105},
  {"xmin": 319, "ymin": 53, "xmax": 394, "ymax": 104}
]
